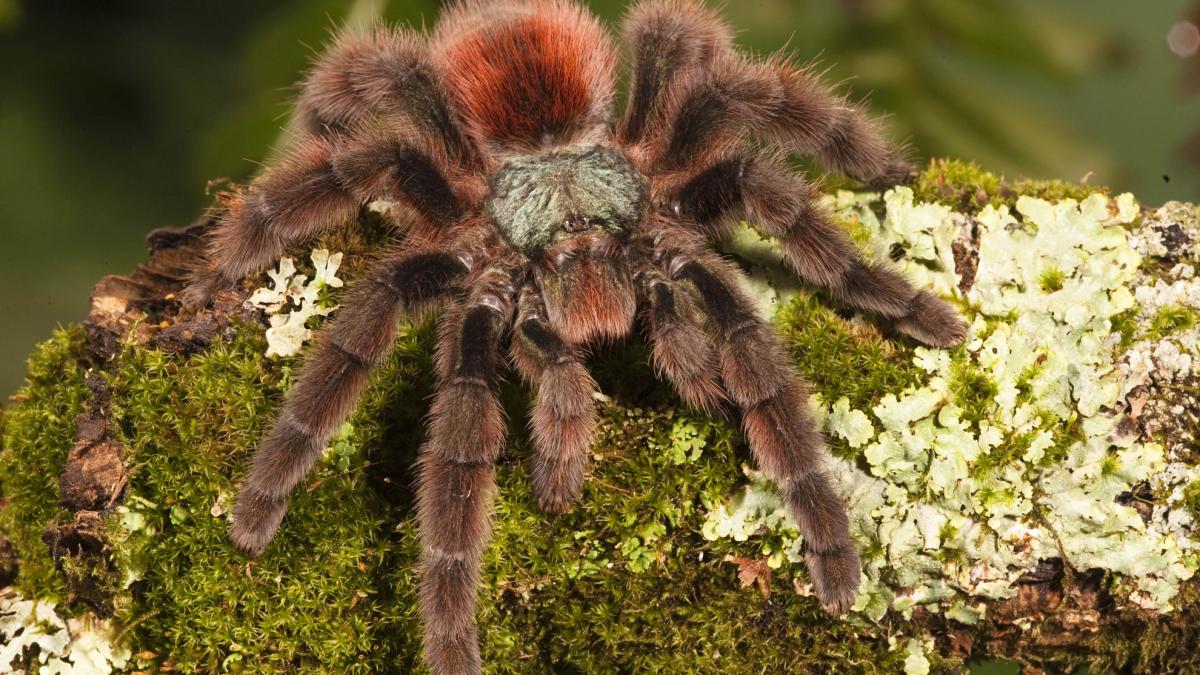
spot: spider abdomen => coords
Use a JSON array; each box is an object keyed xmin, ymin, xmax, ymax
[{"xmin": 432, "ymin": 1, "xmax": 616, "ymax": 151}]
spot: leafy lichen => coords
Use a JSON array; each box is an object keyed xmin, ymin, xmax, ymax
[
  {"xmin": 0, "ymin": 589, "xmax": 129, "ymax": 673},
  {"xmin": 244, "ymin": 248, "xmax": 344, "ymax": 357},
  {"xmin": 707, "ymin": 186, "xmax": 1198, "ymax": 628},
  {"xmin": 611, "ymin": 178, "xmax": 1194, "ymax": 668}
]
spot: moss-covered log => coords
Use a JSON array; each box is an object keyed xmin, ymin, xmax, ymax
[{"xmin": 2, "ymin": 161, "xmax": 1200, "ymax": 674}]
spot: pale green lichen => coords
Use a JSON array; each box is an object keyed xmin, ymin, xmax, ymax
[
  {"xmin": 244, "ymin": 248, "xmax": 344, "ymax": 357},
  {"xmin": 0, "ymin": 589, "xmax": 130, "ymax": 673},
  {"xmin": 903, "ymin": 636, "xmax": 933, "ymax": 675},
  {"xmin": 705, "ymin": 187, "xmax": 1200, "ymax": 621},
  {"xmin": 828, "ymin": 396, "xmax": 875, "ymax": 449}
]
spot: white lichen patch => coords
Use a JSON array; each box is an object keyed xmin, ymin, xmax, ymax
[
  {"xmin": 1126, "ymin": 263, "xmax": 1200, "ymax": 384},
  {"xmin": 902, "ymin": 636, "xmax": 933, "ymax": 675},
  {"xmin": 1130, "ymin": 201, "xmax": 1200, "ymax": 262},
  {"xmin": 245, "ymin": 249, "xmax": 344, "ymax": 357},
  {"xmin": 0, "ymin": 589, "xmax": 130, "ymax": 674},
  {"xmin": 705, "ymin": 188, "xmax": 1200, "ymax": 620}
]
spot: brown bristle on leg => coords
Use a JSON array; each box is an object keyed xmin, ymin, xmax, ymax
[
  {"xmin": 618, "ymin": 0, "xmax": 733, "ymax": 145},
  {"xmin": 418, "ymin": 551, "xmax": 483, "ymax": 674},
  {"xmin": 295, "ymin": 26, "xmax": 477, "ymax": 165},
  {"xmin": 640, "ymin": 276, "xmax": 724, "ymax": 413},
  {"xmin": 893, "ymin": 290, "xmax": 969, "ymax": 348},
  {"xmin": 418, "ymin": 276, "xmax": 513, "ymax": 675},
  {"xmin": 205, "ymin": 136, "xmax": 357, "ymax": 288},
  {"xmin": 228, "ymin": 487, "xmax": 289, "ymax": 559},
  {"xmin": 738, "ymin": 158, "xmax": 965, "ymax": 342},
  {"xmin": 330, "ymin": 124, "xmax": 467, "ymax": 234},
  {"xmin": 667, "ymin": 152, "xmax": 967, "ymax": 347},
  {"xmin": 529, "ymin": 391, "xmax": 593, "ymax": 513},
  {"xmin": 757, "ymin": 55, "xmax": 915, "ymax": 185},
  {"xmin": 651, "ymin": 56, "xmax": 780, "ymax": 172},
  {"xmin": 185, "ymin": 126, "xmax": 474, "ymax": 310},
  {"xmin": 511, "ymin": 285, "xmax": 597, "ymax": 513}
]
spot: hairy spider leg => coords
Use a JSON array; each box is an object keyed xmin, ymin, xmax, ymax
[
  {"xmin": 187, "ymin": 128, "xmax": 468, "ymax": 307},
  {"xmin": 417, "ymin": 268, "xmax": 515, "ymax": 675},
  {"xmin": 296, "ymin": 25, "xmax": 477, "ymax": 166},
  {"xmin": 638, "ymin": 43, "xmax": 913, "ymax": 184},
  {"xmin": 669, "ymin": 153, "xmax": 967, "ymax": 347},
  {"xmin": 640, "ymin": 251, "xmax": 861, "ymax": 614},
  {"xmin": 229, "ymin": 248, "xmax": 469, "ymax": 556},
  {"xmin": 618, "ymin": 0, "xmax": 733, "ymax": 146},
  {"xmin": 639, "ymin": 266, "xmax": 724, "ymax": 413},
  {"xmin": 759, "ymin": 54, "xmax": 916, "ymax": 186}
]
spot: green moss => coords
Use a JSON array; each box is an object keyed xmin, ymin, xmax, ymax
[
  {"xmin": 914, "ymin": 159, "xmax": 1100, "ymax": 213},
  {"xmin": 106, "ymin": 325, "xmax": 425, "ymax": 673},
  {"xmin": 834, "ymin": 208, "xmax": 880, "ymax": 250},
  {"xmin": 972, "ymin": 430, "xmax": 1036, "ymax": 480},
  {"xmin": 777, "ymin": 293, "xmax": 926, "ymax": 412},
  {"xmin": 1110, "ymin": 308, "xmax": 1141, "ymax": 351},
  {"xmin": 479, "ymin": 396, "xmax": 906, "ymax": 673},
  {"xmin": 1038, "ymin": 265, "xmax": 1065, "ymax": 293},
  {"xmin": 1009, "ymin": 176, "xmax": 1100, "ymax": 207},
  {"xmin": 1039, "ymin": 412, "xmax": 1085, "ymax": 468},
  {"xmin": 947, "ymin": 352, "xmax": 998, "ymax": 432},
  {"xmin": 1184, "ymin": 481, "xmax": 1200, "ymax": 523},
  {"xmin": 1013, "ymin": 360, "xmax": 1045, "ymax": 407},
  {"xmin": 913, "ymin": 159, "xmax": 1003, "ymax": 212},
  {"xmin": 1075, "ymin": 580, "xmax": 1200, "ymax": 673},
  {"xmin": 0, "ymin": 297, "xmax": 906, "ymax": 672},
  {"xmin": 1147, "ymin": 305, "xmax": 1199, "ymax": 341},
  {"xmin": 0, "ymin": 326, "xmax": 90, "ymax": 602}
]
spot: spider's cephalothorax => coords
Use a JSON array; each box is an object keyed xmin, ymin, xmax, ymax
[
  {"xmin": 184, "ymin": 1, "xmax": 967, "ymax": 672},
  {"xmin": 487, "ymin": 144, "xmax": 648, "ymax": 257}
]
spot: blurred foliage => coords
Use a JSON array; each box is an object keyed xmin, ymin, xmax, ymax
[
  {"xmin": 735, "ymin": 0, "xmax": 1123, "ymax": 181},
  {"xmin": 0, "ymin": 0, "xmax": 1195, "ymax": 396},
  {"xmin": 1182, "ymin": 3, "xmax": 1200, "ymax": 94},
  {"xmin": 1180, "ymin": 3, "xmax": 1200, "ymax": 171},
  {"xmin": 0, "ymin": 1, "xmax": 16, "ymax": 30}
]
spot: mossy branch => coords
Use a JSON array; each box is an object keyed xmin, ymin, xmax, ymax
[{"xmin": 2, "ymin": 161, "xmax": 1200, "ymax": 674}]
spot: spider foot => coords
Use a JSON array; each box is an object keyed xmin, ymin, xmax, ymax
[
  {"xmin": 532, "ymin": 480, "xmax": 582, "ymax": 515},
  {"xmin": 531, "ymin": 457, "xmax": 584, "ymax": 513},
  {"xmin": 179, "ymin": 271, "xmax": 233, "ymax": 311},
  {"xmin": 894, "ymin": 291, "xmax": 968, "ymax": 348},
  {"xmin": 806, "ymin": 545, "xmax": 861, "ymax": 616},
  {"xmin": 229, "ymin": 487, "xmax": 288, "ymax": 558},
  {"xmin": 866, "ymin": 157, "xmax": 919, "ymax": 190},
  {"xmin": 423, "ymin": 625, "xmax": 481, "ymax": 675}
]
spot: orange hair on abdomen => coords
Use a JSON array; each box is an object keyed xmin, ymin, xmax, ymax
[{"xmin": 432, "ymin": 1, "xmax": 616, "ymax": 150}]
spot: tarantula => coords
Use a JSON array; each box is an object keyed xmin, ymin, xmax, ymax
[{"xmin": 184, "ymin": 1, "xmax": 966, "ymax": 671}]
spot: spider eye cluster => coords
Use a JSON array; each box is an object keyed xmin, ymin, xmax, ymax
[{"xmin": 485, "ymin": 144, "xmax": 648, "ymax": 258}]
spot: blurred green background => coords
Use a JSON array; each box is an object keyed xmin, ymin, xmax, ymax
[
  {"xmin": 0, "ymin": 0, "xmax": 1196, "ymax": 383},
  {"xmin": 0, "ymin": 1, "xmax": 1191, "ymax": 670}
]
